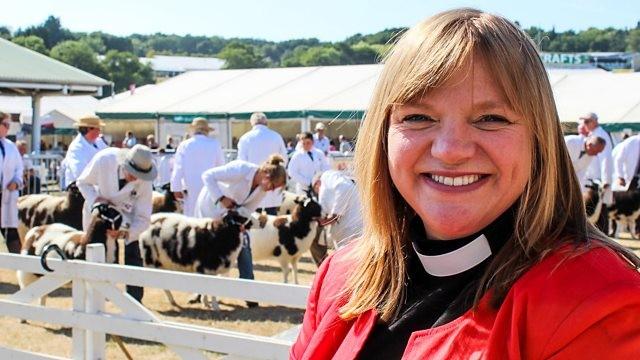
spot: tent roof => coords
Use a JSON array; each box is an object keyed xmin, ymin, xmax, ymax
[
  {"xmin": 96, "ymin": 64, "xmax": 640, "ymax": 127},
  {"xmin": 0, "ymin": 38, "xmax": 109, "ymax": 94}
]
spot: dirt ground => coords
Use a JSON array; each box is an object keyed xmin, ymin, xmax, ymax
[{"xmin": 0, "ymin": 256, "xmax": 318, "ymax": 359}]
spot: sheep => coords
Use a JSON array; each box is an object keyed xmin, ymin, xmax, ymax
[
  {"xmin": 138, "ymin": 209, "xmax": 254, "ymax": 310},
  {"xmin": 608, "ymin": 189, "xmax": 640, "ymax": 239},
  {"xmin": 278, "ymin": 190, "xmax": 309, "ymax": 215},
  {"xmin": 17, "ymin": 182, "xmax": 85, "ymax": 244},
  {"xmin": 249, "ymin": 197, "xmax": 323, "ymax": 284},
  {"xmin": 583, "ymin": 181, "xmax": 604, "ymax": 225},
  {"xmin": 17, "ymin": 203, "xmax": 124, "ymax": 306},
  {"xmin": 152, "ymin": 183, "xmax": 183, "ymax": 214}
]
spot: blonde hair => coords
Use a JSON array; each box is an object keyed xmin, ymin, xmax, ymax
[
  {"xmin": 260, "ymin": 154, "xmax": 287, "ymax": 187},
  {"xmin": 341, "ymin": 8, "xmax": 640, "ymax": 322}
]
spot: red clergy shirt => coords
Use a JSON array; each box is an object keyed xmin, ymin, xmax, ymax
[{"xmin": 291, "ymin": 244, "xmax": 640, "ymax": 359}]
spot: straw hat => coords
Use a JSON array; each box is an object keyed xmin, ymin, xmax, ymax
[
  {"xmin": 123, "ymin": 144, "xmax": 157, "ymax": 181},
  {"xmin": 190, "ymin": 117, "xmax": 213, "ymax": 134},
  {"xmin": 315, "ymin": 122, "xmax": 326, "ymax": 131},
  {"xmin": 74, "ymin": 114, "xmax": 105, "ymax": 128}
]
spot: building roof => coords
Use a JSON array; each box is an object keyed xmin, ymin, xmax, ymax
[
  {"xmin": 0, "ymin": 38, "xmax": 109, "ymax": 93},
  {"xmin": 140, "ymin": 55, "xmax": 225, "ymax": 73},
  {"xmin": 96, "ymin": 64, "xmax": 640, "ymax": 128}
]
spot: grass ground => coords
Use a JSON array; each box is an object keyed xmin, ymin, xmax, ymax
[{"xmin": 0, "ymin": 256, "xmax": 318, "ymax": 359}]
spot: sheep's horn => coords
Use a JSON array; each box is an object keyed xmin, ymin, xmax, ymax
[{"xmin": 40, "ymin": 244, "xmax": 67, "ymax": 272}]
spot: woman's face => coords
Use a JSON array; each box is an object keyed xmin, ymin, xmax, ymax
[
  {"xmin": 387, "ymin": 57, "xmax": 532, "ymax": 240},
  {"xmin": 259, "ymin": 173, "xmax": 283, "ymax": 192}
]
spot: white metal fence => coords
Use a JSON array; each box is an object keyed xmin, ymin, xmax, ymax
[{"xmin": 0, "ymin": 244, "xmax": 310, "ymax": 359}]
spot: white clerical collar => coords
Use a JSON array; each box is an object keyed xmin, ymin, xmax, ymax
[{"xmin": 412, "ymin": 234, "xmax": 492, "ymax": 277}]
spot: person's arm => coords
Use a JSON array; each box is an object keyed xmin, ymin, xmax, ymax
[
  {"xmin": 128, "ymin": 182, "xmax": 153, "ymax": 241},
  {"xmin": 278, "ymin": 136, "xmax": 289, "ymax": 166},
  {"xmin": 215, "ymin": 142, "xmax": 225, "ymax": 167},
  {"xmin": 319, "ymin": 151, "xmax": 331, "ymax": 172},
  {"xmin": 76, "ymin": 155, "xmax": 103, "ymax": 207},
  {"xmin": 600, "ymin": 145, "xmax": 614, "ymax": 186},
  {"xmin": 170, "ymin": 143, "xmax": 185, "ymax": 192},
  {"xmin": 10, "ymin": 148, "xmax": 24, "ymax": 189},
  {"xmin": 288, "ymin": 154, "xmax": 311, "ymax": 187},
  {"xmin": 65, "ymin": 141, "xmax": 90, "ymax": 182},
  {"xmin": 613, "ymin": 141, "xmax": 628, "ymax": 185}
]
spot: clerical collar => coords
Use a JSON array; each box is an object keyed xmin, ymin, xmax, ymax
[
  {"xmin": 412, "ymin": 235, "xmax": 492, "ymax": 277},
  {"xmin": 409, "ymin": 206, "xmax": 515, "ymax": 277}
]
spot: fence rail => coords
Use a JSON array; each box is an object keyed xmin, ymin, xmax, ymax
[{"xmin": 0, "ymin": 245, "xmax": 309, "ymax": 359}]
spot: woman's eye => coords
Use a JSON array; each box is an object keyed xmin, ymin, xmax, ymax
[
  {"xmin": 474, "ymin": 115, "xmax": 512, "ymax": 129},
  {"xmin": 401, "ymin": 114, "xmax": 436, "ymax": 124}
]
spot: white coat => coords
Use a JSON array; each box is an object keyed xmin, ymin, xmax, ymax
[
  {"xmin": 565, "ymin": 135, "xmax": 597, "ymax": 190},
  {"xmin": 613, "ymin": 134, "xmax": 640, "ymax": 191},
  {"xmin": 63, "ymin": 134, "xmax": 102, "ymax": 188},
  {"xmin": 288, "ymin": 148, "xmax": 330, "ymax": 194},
  {"xmin": 318, "ymin": 170, "xmax": 362, "ymax": 248},
  {"xmin": 154, "ymin": 153, "xmax": 174, "ymax": 187},
  {"xmin": 237, "ymin": 124, "xmax": 288, "ymax": 208},
  {"xmin": 0, "ymin": 138, "xmax": 23, "ymax": 228},
  {"xmin": 194, "ymin": 160, "xmax": 266, "ymax": 220},
  {"xmin": 313, "ymin": 134, "xmax": 330, "ymax": 154},
  {"xmin": 77, "ymin": 148, "xmax": 153, "ymax": 243},
  {"xmin": 170, "ymin": 134, "xmax": 225, "ymax": 217},
  {"xmin": 590, "ymin": 126, "xmax": 614, "ymax": 204}
]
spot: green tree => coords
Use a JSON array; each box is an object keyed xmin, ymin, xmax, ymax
[
  {"xmin": 0, "ymin": 26, "xmax": 11, "ymax": 39},
  {"xmin": 217, "ymin": 42, "xmax": 266, "ymax": 69},
  {"xmin": 11, "ymin": 35, "xmax": 48, "ymax": 54},
  {"xmin": 17, "ymin": 15, "xmax": 74, "ymax": 48},
  {"xmin": 102, "ymin": 50, "xmax": 154, "ymax": 91},
  {"xmin": 50, "ymin": 40, "xmax": 106, "ymax": 77},
  {"xmin": 627, "ymin": 29, "xmax": 640, "ymax": 52}
]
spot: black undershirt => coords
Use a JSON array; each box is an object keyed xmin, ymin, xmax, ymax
[{"xmin": 358, "ymin": 209, "xmax": 514, "ymax": 359}]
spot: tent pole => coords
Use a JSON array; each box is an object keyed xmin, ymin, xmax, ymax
[{"xmin": 31, "ymin": 92, "xmax": 43, "ymax": 154}]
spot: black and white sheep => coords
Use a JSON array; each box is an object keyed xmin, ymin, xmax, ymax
[
  {"xmin": 17, "ymin": 203, "xmax": 124, "ymax": 304},
  {"xmin": 152, "ymin": 183, "xmax": 183, "ymax": 214},
  {"xmin": 583, "ymin": 181, "xmax": 604, "ymax": 225},
  {"xmin": 249, "ymin": 197, "xmax": 322, "ymax": 284},
  {"xmin": 138, "ymin": 210, "xmax": 253, "ymax": 310},
  {"xmin": 608, "ymin": 189, "xmax": 640, "ymax": 239},
  {"xmin": 17, "ymin": 182, "xmax": 85, "ymax": 244}
]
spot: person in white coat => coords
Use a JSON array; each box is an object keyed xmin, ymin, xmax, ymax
[
  {"xmin": 195, "ymin": 154, "xmax": 287, "ymax": 307},
  {"xmin": 170, "ymin": 118, "xmax": 225, "ymax": 217},
  {"xmin": 288, "ymin": 132, "xmax": 331, "ymax": 195},
  {"xmin": 579, "ymin": 113, "xmax": 614, "ymax": 200},
  {"xmin": 237, "ymin": 112, "xmax": 288, "ymax": 215},
  {"xmin": 613, "ymin": 134, "xmax": 640, "ymax": 190},
  {"xmin": 564, "ymin": 135, "xmax": 606, "ymax": 190},
  {"xmin": 0, "ymin": 111, "xmax": 24, "ymax": 254},
  {"xmin": 314, "ymin": 170, "xmax": 363, "ymax": 249},
  {"xmin": 313, "ymin": 123, "xmax": 330, "ymax": 155},
  {"xmin": 62, "ymin": 115, "xmax": 107, "ymax": 189},
  {"xmin": 77, "ymin": 145, "xmax": 156, "ymax": 302}
]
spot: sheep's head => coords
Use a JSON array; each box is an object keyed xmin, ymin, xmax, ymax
[
  {"xmin": 91, "ymin": 203, "xmax": 124, "ymax": 231},
  {"xmin": 223, "ymin": 208, "xmax": 254, "ymax": 231},
  {"xmin": 292, "ymin": 197, "xmax": 322, "ymax": 223},
  {"xmin": 66, "ymin": 182, "xmax": 85, "ymax": 203}
]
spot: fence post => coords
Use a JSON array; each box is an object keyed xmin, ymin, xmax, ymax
[
  {"xmin": 85, "ymin": 244, "xmax": 106, "ymax": 360},
  {"xmin": 72, "ymin": 272, "xmax": 87, "ymax": 359}
]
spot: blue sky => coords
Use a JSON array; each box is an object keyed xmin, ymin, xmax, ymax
[{"xmin": 1, "ymin": 0, "xmax": 638, "ymax": 42}]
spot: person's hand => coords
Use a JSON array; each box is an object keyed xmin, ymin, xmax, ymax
[
  {"xmin": 173, "ymin": 191, "xmax": 184, "ymax": 200},
  {"xmin": 6, "ymin": 182, "xmax": 18, "ymax": 191},
  {"xmin": 618, "ymin": 177, "xmax": 626, "ymax": 187},
  {"xmin": 107, "ymin": 229, "xmax": 122, "ymax": 238},
  {"xmin": 319, "ymin": 214, "xmax": 340, "ymax": 226},
  {"xmin": 219, "ymin": 196, "xmax": 236, "ymax": 209},
  {"xmin": 94, "ymin": 197, "xmax": 110, "ymax": 205}
]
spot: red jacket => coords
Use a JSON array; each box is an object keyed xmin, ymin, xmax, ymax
[{"xmin": 291, "ymin": 245, "xmax": 640, "ymax": 359}]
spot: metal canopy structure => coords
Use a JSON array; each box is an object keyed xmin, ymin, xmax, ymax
[{"xmin": 0, "ymin": 38, "xmax": 110, "ymax": 153}]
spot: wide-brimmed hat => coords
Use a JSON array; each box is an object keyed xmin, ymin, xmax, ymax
[
  {"xmin": 315, "ymin": 122, "xmax": 326, "ymax": 131},
  {"xmin": 190, "ymin": 117, "xmax": 213, "ymax": 133},
  {"xmin": 73, "ymin": 114, "xmax": 105, "ymax": 128},
  {"xmin": 123, "ymin": 144, "xmax": 157, "ymax": 181}
]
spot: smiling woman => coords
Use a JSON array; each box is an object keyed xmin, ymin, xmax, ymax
[{"xmin": 291, "ymin": 8, "xmax": 640, "ymax": 360}]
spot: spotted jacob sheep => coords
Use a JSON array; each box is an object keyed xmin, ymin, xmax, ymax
[
  {"xmin": 152, "ymin": 183, "xmax": 183, "ymax": 214},
  {"xmin": 17, "ymin": 182, "xmax": 85, "ymax": 244},
  {"xmin": 138, "ymin": 210, "xmax": 253, "ymax": 310},
  {"xmin": 250, "ymin": 197, "xmax": 322, "ymax": 284},
  {"xmin": 17, "ymin": 203, "xmax": 124, "ymax": 304}
]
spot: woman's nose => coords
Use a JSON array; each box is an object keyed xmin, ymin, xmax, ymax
[{"xmin": 430, "ymin": 122, "xmax": 476, "ymax": 165}]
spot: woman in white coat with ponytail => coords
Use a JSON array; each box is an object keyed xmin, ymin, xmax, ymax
[
  {"xmin": 0, "ymin": 111, "xmax": 23, "ymax": 254},
  {"xmin": 195, "ymin": 154, "xmax": 287, "ymax": 307}
]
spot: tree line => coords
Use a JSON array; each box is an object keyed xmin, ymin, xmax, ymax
[{"xmin": 1, "ymin": 16, "xmax": 639, "ymax": 92}]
